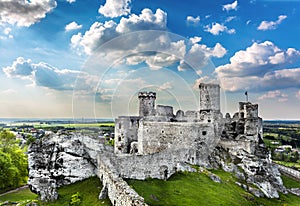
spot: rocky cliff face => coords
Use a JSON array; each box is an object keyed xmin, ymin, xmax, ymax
[
  {"xmin": 28, "ymin": 133, "xmax": 287, "ymax": 202},
  {"xmin": 27, "ymin": 133, "xmax": 109, "ymax": 201},
  {"xmin": 209, "ymin": 142, "xmax": 287, "ymax": 198}
]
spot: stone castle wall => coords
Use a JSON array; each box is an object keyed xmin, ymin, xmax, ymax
[
  {"xmin": 97, "ymin": 153, "xmax": 147, "ymax": 206},
  {"xmin": 219, "ymin": 139, "xmax": 255, "ymax": 155},
  {"xmin": 114, "ymin": 116, "xmax": 140, "ymax": 154},
  {"xmin": 137, "ymin": 121, "xmax": 217, "ymax": 155},
  {"xmin": 115, "ymin": 149, "xmax": 199, "ymax": 180}
]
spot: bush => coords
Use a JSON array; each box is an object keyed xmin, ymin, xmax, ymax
[
  {"xmin": 70, "ymin": 192, "xmax": 81, "ymax": 205},
  {"xmin": 0, "ymin": 130, "xmax": 28, "ymax": 191}
]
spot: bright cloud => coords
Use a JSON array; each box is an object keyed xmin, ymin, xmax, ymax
[
  {"xmin": 3, "ymin": 57, "xmax": 98, "ymax": 92},
  {"xmin": 71, "ymin": 8, "xmax": 166, "ymax": 55},
  {"xmin": 222, "ymin": 1, "xmax": 238, "ymax": 11},
  {"xmin": 158, "ymin": 82, "xmax": 173, "ymax": 91},
  {"xmin": 66, "ymin": 0, "xmax": 76, "ymax": 3},
  {"xmin": 3, "ymin": 57, "xmax": 34, "ymax": 79},
  {"xmin": 215, "ymin": 41, "xmax": 300, "ymax": 92},
  {"xmin": 71, "ymin": 20, "xmax": 118, "ymax": 55},
  {"xmin": 99, "ymin": 0, "xmax": 132, "ymax": 18},
  {"xmin": 186, "ymin": 16, "xmax": 200, "ymax": 24},
  {"xmin": 216, "ymin": 41, "xmax": 300, "ymax": 78},
  {"xmin": 72, "ymin": 8, "xmax": 226, "ymax": 74},
  {"xmin": 2, "ymin": 27, "xmax": 13, "ymax": 39},
  {"xmin": 257, "ymin": 15, "xmax": 287, "ymax": 31},
  {"xmin": 205, "ymin": 23, "xmax": 235, "ymax": 35},
  {"xmin": 65, "ymin": 21, "xmax": 82, "ymax": 31},
  {"xmin": 116, "ymin": 8, "xmax": 167, "ymax": 33},
  {"xmin": 3, "ymin": 28, "xmax": 11, "ymax": 35},
  {"xmin": 225, "ymin": 16, "xmax": 236, "ymax": 23},
  {"xmin": 223, "ymin": 68, "xmax": 300, "ymax": 92},
  {"xmin": 177, "ymin": 42, "xmax": 227, "ymax": 71},
  {"xmin": 1, "ymin": 89, "xmax": 17, "ymax": 95},
  {"xmin": 0, "ymin": 0, "xmax": 57, "ymax": 27},
  {"xmin": 258, "ymin": 90, "xmax": 288, "ymax": 102},
  {"xmin": 189, "ymin": 36, "xmax": 202, "ymax": 44}
]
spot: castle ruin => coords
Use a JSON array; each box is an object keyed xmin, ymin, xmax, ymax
[
  {"xmin": 28, "ymin": 83, "xmax": 286, "ymax": 205},
  {"xmin": 114, "ymin": 83, "xmax": 262, "ymax": 158}
]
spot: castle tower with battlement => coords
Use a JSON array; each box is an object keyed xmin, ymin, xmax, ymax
[
  {"xmin": 199, "ymin": 83, "xmax": 220, "ymax": 113},
  {"xmin": 138, "ymin": 92, "xmax": 156, "ymax": 116}
]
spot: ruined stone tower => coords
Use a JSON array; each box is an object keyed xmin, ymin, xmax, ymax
[
  {"xmin": 199, "ymin": 83, "xmax": 220, "ymax": 113},
  {"xmin": 138, "ymin": 92, "xmax": 156, "ymax": 116},
  {"xmin": 239, "ymin": 102, "xmax": 262, "ymax": 138}
]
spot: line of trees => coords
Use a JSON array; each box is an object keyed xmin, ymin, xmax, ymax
[{"xmin": 0, "ymin": 130, "xmax": 28, "ymax": 192}]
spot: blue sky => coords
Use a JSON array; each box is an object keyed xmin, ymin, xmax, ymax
[{"xmin": 0, "ymin": 0, "xmax": 299, "ymax": 119}]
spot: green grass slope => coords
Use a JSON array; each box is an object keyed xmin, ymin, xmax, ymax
[
  {"xmin": 2, "ymin": 172, "xmax": 300, "ymax": 206},
  {"xmin": 40, "ymin": 176, "xmax": 111, "ymax": 206},
  {"xmin": 127, "ymin": 170, "xmax": 300, "ymax": 206},
  {"xmin": 0, "ymin": 177, "xmax": 111, "ymax": 206},
  {"xmin": 0, "ymin": 187, "xmax": 38, "ymax": 202}
]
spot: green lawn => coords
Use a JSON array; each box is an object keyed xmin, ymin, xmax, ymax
[
  {"xmin": 0, "ymin": 187, "xmax": 38, "ymax": 202},
  {"xmin": 281, "ymin": 175, "xmax": 300, "ymax": 189},
  {"xmin": 2, "ymin": 172, "xmax": 300, "ymax": 206},
  {"xmin": 127, "ymin": 170, "xmax": 300, "ymax": 206},
  {"xmin": 39, "ymin": 176, "xmax": 111, "ymax": 206},
  {"xmin": 0, "ymin": 177, "xmax": 111, "ymax": 206}
]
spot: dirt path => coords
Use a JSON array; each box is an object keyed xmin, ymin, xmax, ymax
[{"xmin": 0, "ymin": 185, "xmax": 29, "ymax": 197}]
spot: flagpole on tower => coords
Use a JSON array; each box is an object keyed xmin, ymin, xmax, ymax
[{"xmin": 245, "ymin": 91, "xmax": 248, "ymax": 102}]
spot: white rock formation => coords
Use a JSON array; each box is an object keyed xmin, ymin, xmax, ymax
[{"xmin": 27, "ymin": 133, "xmax": 108, "ymax": 201}]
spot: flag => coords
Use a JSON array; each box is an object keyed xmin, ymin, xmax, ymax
[{"xmin": 245, "ymin": 91, "xmax": 248, "ymax": 96}]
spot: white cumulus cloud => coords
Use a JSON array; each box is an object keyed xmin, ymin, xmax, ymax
[
  {"xmin": 3, "ymin": 57, "xmax": 98, "ymax": 92},
  {"xmin": 99, "ymin": 0, "xmax": 132, "ymax": 18},
  {"xmin": 66, "ymin": 0, "xmax": 76, "ymax": 3},
  {"xmin": 158, "ymin": 82, "xmax": 173, "ymax": 91},
  {"xmin": 115, "ymin": 8, "xmax": 167, "ymax": 33},
  {"xmin": 3, "ymin": 57, "xmax": 34, "ymax": 79},
  {"xmin": 0, "ymin": 0, "xmax": 57, "ymax": 27},
  {"xmin": 186, "ymin": 16, "xmax": 200, "ymax": 24},
  {"xmin": 205, "ymin": 23, "xmax": 235, "ymax": 35},
  {"xmin": 216, "ymin": 41, "xmax": 300, "ymax": 78},
  {"xmin": 258, "ymin": 90, "xmax": 288, "ymax": 102},
  {"xmin": 71, "ymin": 20, "xmax": 118, "ymax": 55},
  {"xmin": 65, "ymin": 21, "xmax": 82, "ymax": 31},
  {"xmin": 71, "ymin": 8, "xmax": 226, "ymax": 73},
  {"xmin": 1, "ymin": 89, "xmax": 17, "ymax": 95},
  {"xmin": 215, "ymin": 41, "xmax": 300, "ymax": 92},
  {"xmin": 223, "ymin": 1, "xmax": 238, "ymax": 11},
  {"xmin": 189, "ymin": 36, "xmax": 202, "ymax": 44},
  {"xmin": 2, "ymin": 27, "xmax": 13, "ymax": 39},
  {"xmin": 257, "ymin": 15, "xmax": 287, "ymax": 31},
  {"xmin": 71, "ymin": 8, "xmax": 167, "ymax": 55}
]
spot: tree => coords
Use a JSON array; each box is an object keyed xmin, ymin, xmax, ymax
[{"xmin": 0, "ymin": 130, "xmax": 28, "ymax": 191}]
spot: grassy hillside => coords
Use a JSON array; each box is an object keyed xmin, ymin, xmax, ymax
[
  {"xmin": 0, "ymin": 177, "xmax": 111, "ymax": 206},
  {"xmin": 127, "ymin": 170, "xmax": 300, "ymax": 206},
  {"xmin": 2, "ymin": 171, "xmax": 300, "ymax": 206}
]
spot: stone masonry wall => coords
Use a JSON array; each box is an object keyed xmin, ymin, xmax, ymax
[
  {"xmin": 219, "ymin": 139, "xmax": 255, "ymax": 155},
  {"xmin": 115, "ymin": 149, "xmax": 198, "ymax": 180},
  {"xmin": 137, "ymin": 121, "xmax": 218, "ymax": 155},
  {"xmin": 115, "ymin": 116, "xmax": 140, "ymax": 154},
  {"xmin": 97, "ymin": 153, "xmax": 147, "ymax": 206}
]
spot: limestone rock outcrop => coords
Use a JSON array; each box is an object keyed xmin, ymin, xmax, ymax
[
  {"xmin": 27, "ymin": 133, "xmax": 108, "ymax": 201},
  {"xmin": 209, "ymin": 143, "xmax": 287, "ymax": 199}
]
